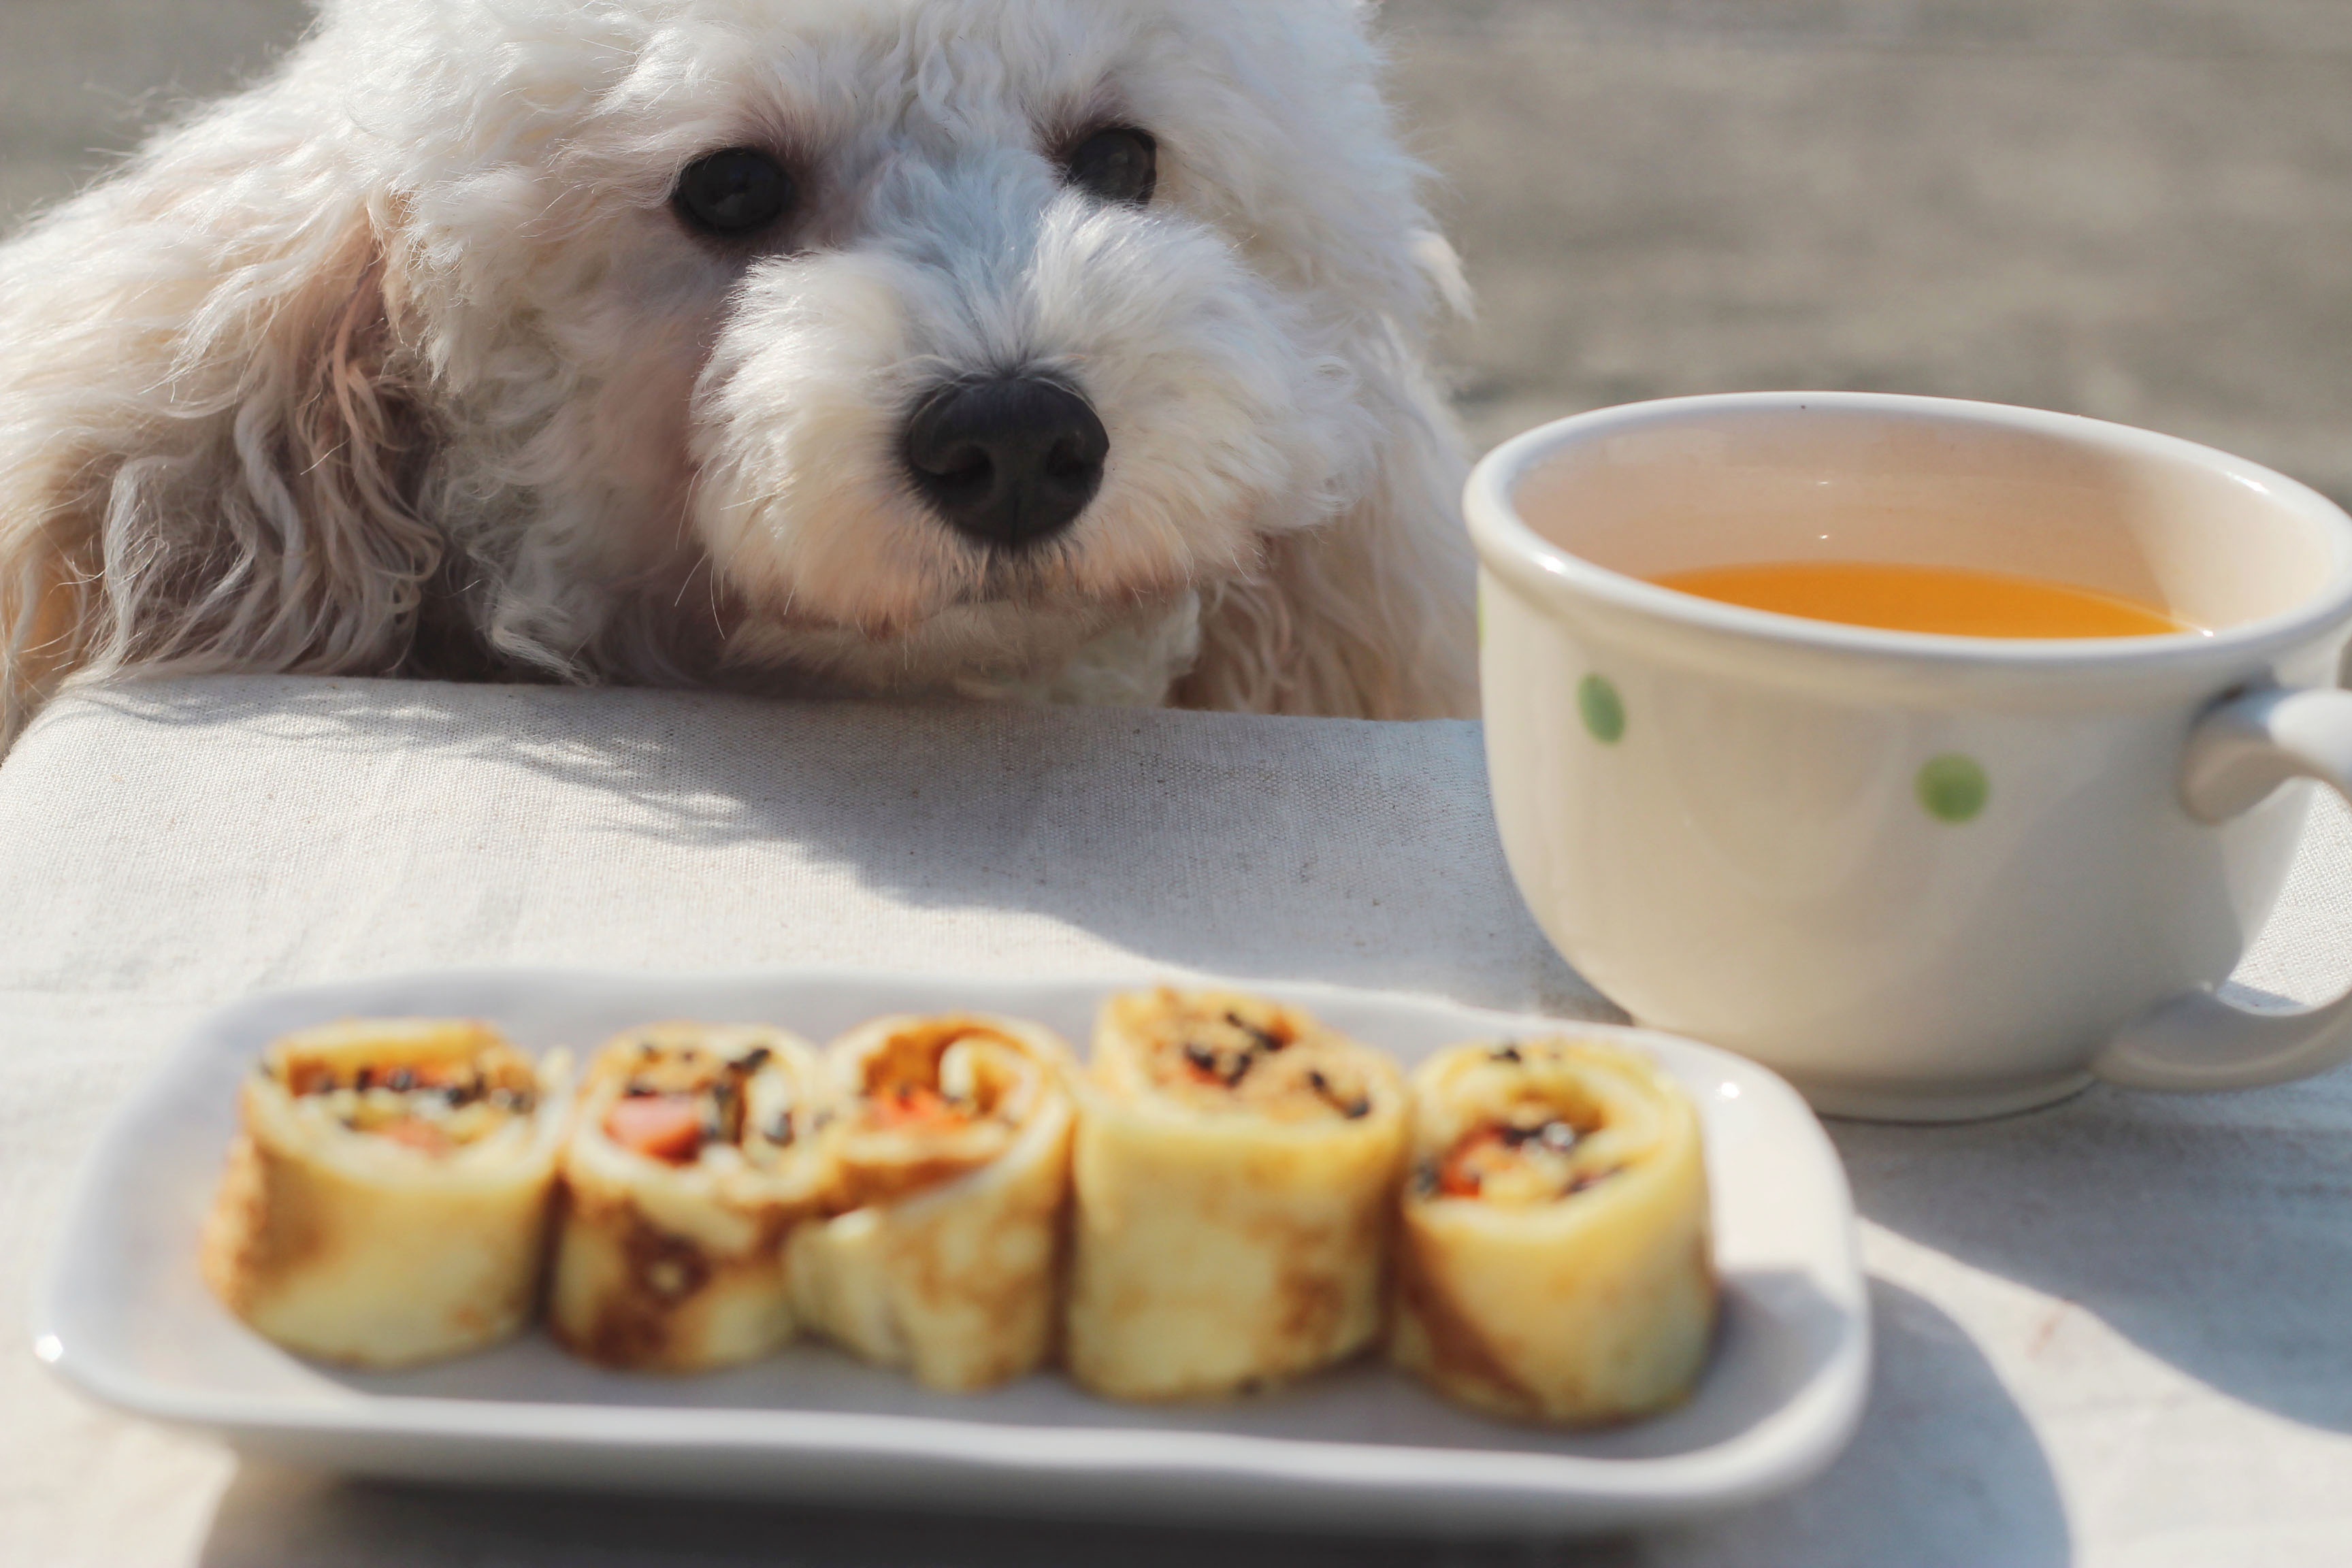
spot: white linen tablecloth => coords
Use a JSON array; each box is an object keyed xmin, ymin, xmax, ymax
[{"xmin": 3, "ymin": 675, "xmax": 2349, "ymax": 1568}]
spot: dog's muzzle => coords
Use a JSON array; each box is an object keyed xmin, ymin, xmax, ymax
[{"xmin": 902, "ymin": 376, "xmax": 1109, "ymax": 550}]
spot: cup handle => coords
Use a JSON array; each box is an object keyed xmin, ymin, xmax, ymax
[{"xmin": 2095, "ymin": 685, "xmax": 2352, "ymax": 1092}]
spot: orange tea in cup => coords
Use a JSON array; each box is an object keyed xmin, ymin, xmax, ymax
[{"xmin": 1647, "ymin": 561, "xmax": 2200, "ymax": 638}]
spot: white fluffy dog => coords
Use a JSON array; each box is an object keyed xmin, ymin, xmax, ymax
[{"xmin": 0, "ymin": 0, "xmax": 1477, "ymax": 749}]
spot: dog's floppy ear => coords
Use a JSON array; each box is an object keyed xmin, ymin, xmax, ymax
[
  {"xmin": 0, "ymin": 109, "xmax": 441, "ymax": 749},
  {"xmin": 1177, "ymin": 228, "xmax": 1480, "ymax": 723},
  {"xmin": 1177, "ymin": 359, "xmax": 1477, "ymax": 720},
  {"xmin": 1171, "ymin": 0, "xmax": 1481, "ymax": 723}
]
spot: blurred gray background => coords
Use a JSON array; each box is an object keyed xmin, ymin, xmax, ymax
[{"xmin": 3, "ymin": 0, "xmax": 2348, "ymax": 500}]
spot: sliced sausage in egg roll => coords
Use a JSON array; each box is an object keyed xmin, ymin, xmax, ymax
[
  {"xmin": 549, "ymin": 1023, "xmax": 835, "ymax": 1372},
  {"xmin": 1390, "ymin": 1037, "xmax": 1716, "ymax": 1424},
  {"xmin": 788, "ymin": 1013, "xmax": 1075, "ymax": 1392},
  {"xmin": 1064, "ymin": 987, "xmax": 1407, "ymax": 1401},
  {"xmin": 200, "ymin": 1017, "xmax": 569, "ymax": 1368}
]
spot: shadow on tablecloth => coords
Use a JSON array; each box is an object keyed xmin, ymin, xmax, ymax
[
  {"xmin": 189, "ymin": 1463, "xmax": 1646, "ymax": 1567},
  {"xmin": 189, "ymin": 1283, "xmax": 2062, "ymax": 1568},
  {"xmin": 28, "ymin": 674, "xmax": 1616, "ymax": 1020},
  {"xmin": 1630, "ymin": 1280, "xmax": 2070, "ymax": 1567},
  {"xmin": 1838, "ymin": 1078, "xmax": 2352, "ymax": 1435}
]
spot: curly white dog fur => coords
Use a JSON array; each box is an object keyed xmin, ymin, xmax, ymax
[{"xmin": 0, "ymin": 0, "xmax": 1477, "ymax": 747}]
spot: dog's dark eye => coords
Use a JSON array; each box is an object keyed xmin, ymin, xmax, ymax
[
  {"xmin": 1063, "ymin": 127, "xmax": 1156, "ymax": 206},
  {"xmin": 674, "ymin": 148, "xmax": 795, "ymax": 238}
]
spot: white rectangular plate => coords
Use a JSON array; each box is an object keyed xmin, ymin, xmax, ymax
[{"xmin": 35, "ymin": 969, "xmax": 1867, "ymax": 1536}]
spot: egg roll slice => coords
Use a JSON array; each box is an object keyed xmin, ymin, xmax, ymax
[
  {"xmin": 1390, "ymin": 1038, "xmax": 1716, "ymax": 1424},
  {"xmin": 1065, "ymin": 987, "xmax": 1407, "ymax": 1401},
  {"xmin": 199, "ymin": 1017, "xmax": 569, "ymax": 1369},
  {"xmin": 549, "ymin": 1023, "xmax": 834, "ymax": 1372},
  {"xmin": 788, "ymin": 1013, "xmax": 1075, "ymax": 1392}
]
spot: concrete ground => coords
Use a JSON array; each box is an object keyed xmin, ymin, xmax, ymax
[{"xmin": 2, "ymin": 0, "xmax": 2348, "ymax": 502}]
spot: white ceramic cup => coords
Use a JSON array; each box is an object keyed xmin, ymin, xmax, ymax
[{"xmin": 1469, "ymin": 391, "xmax": 2352, "ymax": 1120}]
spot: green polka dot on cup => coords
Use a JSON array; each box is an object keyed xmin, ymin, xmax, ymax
[
  {"xmin": 1578, "ymin": 674, "xmax": 1625, "ymax": 744},
  {"xmin": 1916, "ymin": 753, "xmax": 1989, "ymax": 823}
]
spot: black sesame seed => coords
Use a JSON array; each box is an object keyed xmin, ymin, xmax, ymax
[
  {"xmin": 1222, "ymin": 1054, "xmax": 1254, "ymax": 1087},
  {"xmin": 387, "ymin": 1068, "xmax": 415, "ymax": 1092},
  {"xmin": 1344, "ymin": 1098, "xmax": 1371, "ymax": 1120},
  {"xmin": 355, "ymin": 1066, "xmax": 375, "ymax": 1091},
  {"xmin": 639, "ymin": 1040, "xmax": 659, "ymax": 1058},
  {"xmin": 1226, "ymin": 1012, "xmax": 1284, "ymax": 1052},
  {"xmin": 736, "ymin": 1046, "xmax": 772, "ymax": 1073},
  {"xmin": 1491, "ymin": 1045, "xmax": 1522, "ymax": 1064},
  {"xmin": 1183, "ymin": 1043, "xmax": 1218, "ymax": 1074},
  {"xmin": 1307, "ymin": 1070, "xmax": 1329, "ymax": 1093},
  {"xmin": 766, "ymin": 1111, "xmax": 796, "ymax": 1147},
  {"xmin": 1413, "ymin": 1161, "xmax": 1439, "ymax": 1197},
  {"xmin": 623, "ymin": 1081, "xmax": 655, "ymax": 1098}
]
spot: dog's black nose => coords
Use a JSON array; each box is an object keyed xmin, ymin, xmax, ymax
[{"xmin": 902, "ymin": 376, "xmax": 1108, "ymax": 549}]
